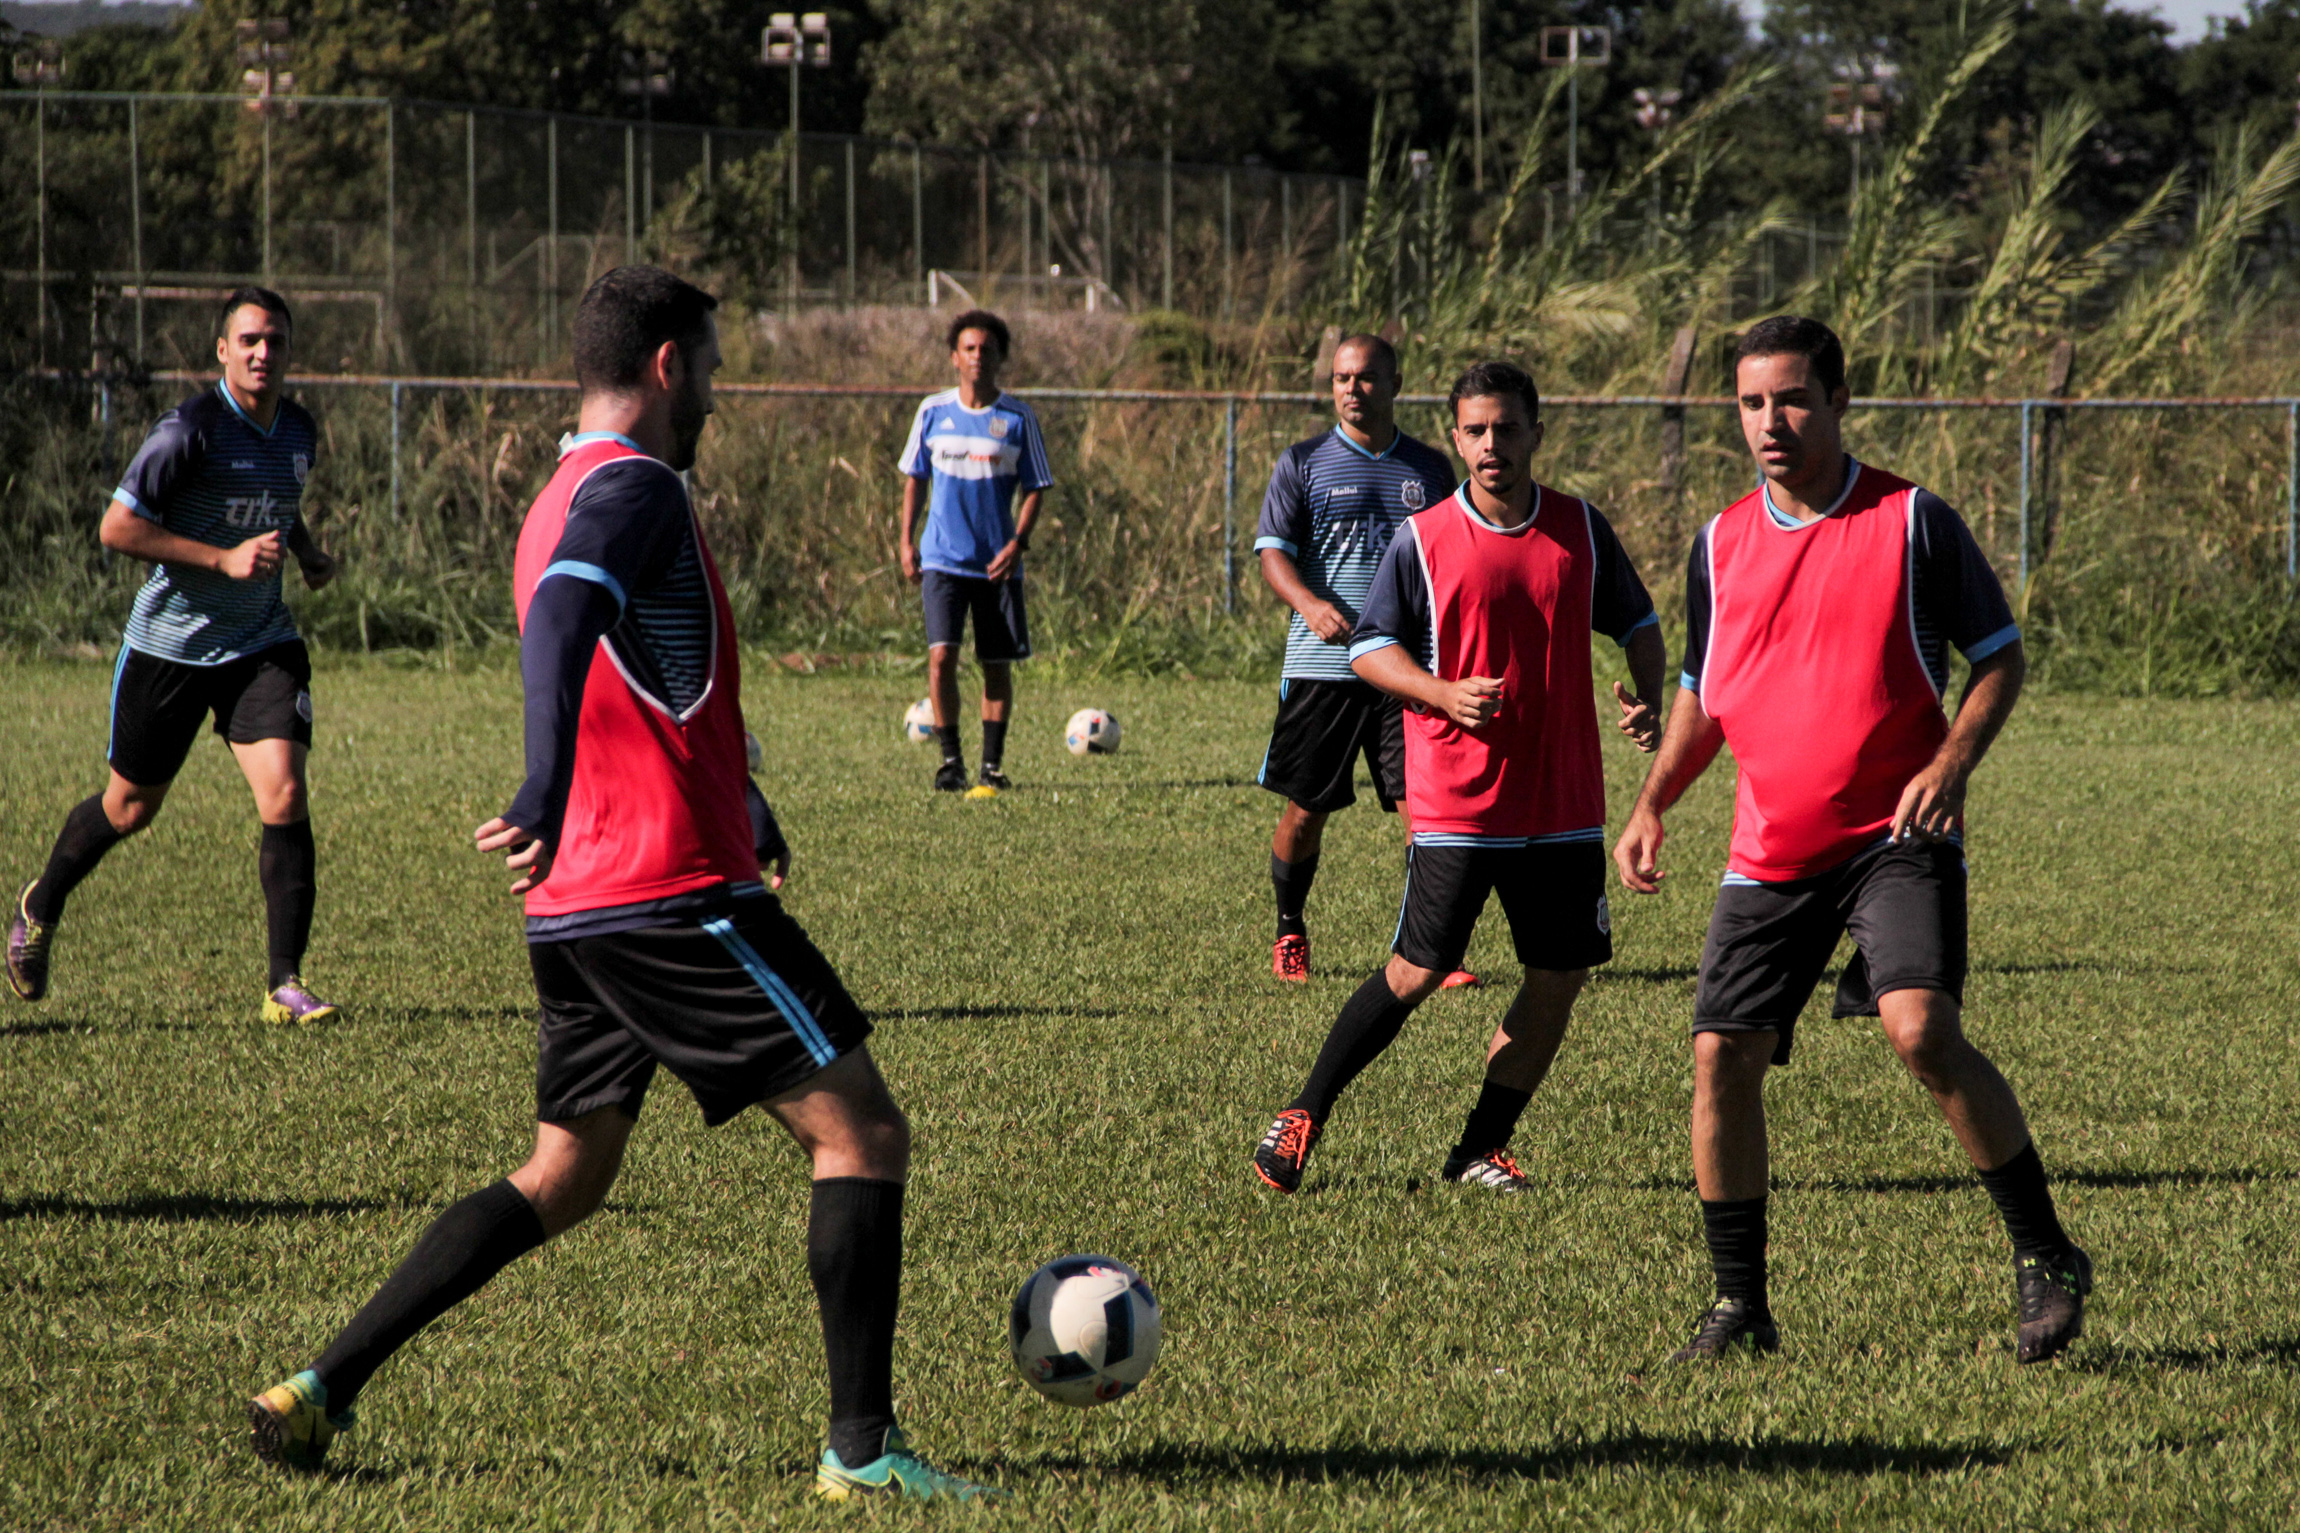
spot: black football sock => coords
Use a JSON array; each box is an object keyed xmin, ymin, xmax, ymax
[
  {"xmin": 311, "ymin": 1179, "xmax": 547, "ymax": 1410},
  {"xmin": 1976, "ymin": 1140, "xmax": 2073, "ymax": 1260},
  {"xmin": 1290, "ymin": 970, "xmax": 1419, "ymax": 1122},
  {"xmin": 1451, "ymin": 1081, "xmax": 1533, "ymax": 1160},
  {"xmin": 259, "ymin": 819, "xmax": 317, "ymax": 989},
  {"xmin": 1271, "ymin": 852, "xmax": 1319, "ymax": 941},
  {"xmin": 981, "ymin": 719, "xmax": 1008, "ymax": 772},
  {"xmin": 1700, "ymin": 1196, "xmax": 1770, "ymax": 1316},
  {"xmin": 934, "ymin": 724, "xmax": 963, "ymax": 767},
  {"xmin": 27, "ymin": 794, "xmax": 124, "ymax": 925},
  {"xmin": 809, "ymin": 1177, "xmax": 905, "ymax": 1468}
]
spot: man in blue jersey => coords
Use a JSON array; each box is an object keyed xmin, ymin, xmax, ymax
[
  {"xmin": 896, "ymin": 309, "xmax": 1053, "ymax": 797},
  {"xmin": 7, "ymin": 288, "xmax": 342, "ymax": 1024},
  {"xmin": 1253, "ymin": 334, "xmax": 1468, "ymax": 984}
]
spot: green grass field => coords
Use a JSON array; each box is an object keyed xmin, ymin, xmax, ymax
[{"xmin": 3, "ymin": 657, "xmax": 2297, "ymax": 1530}]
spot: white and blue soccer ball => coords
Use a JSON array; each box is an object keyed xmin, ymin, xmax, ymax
[
  {"xmin": 903, "ymin": 698, "xmax": 936, "ymax": 744},
  {"xmin": 1064, "ymin": 708, "xmax": 1121, "ymax": 757},
  {"xmin": 1009, "ymin": 1254, "xmax": 1162, "ymax": 1407}
]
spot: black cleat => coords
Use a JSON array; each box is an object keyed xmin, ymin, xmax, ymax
[
  {"xmin": 1668, "ymin": 1297, "xmax": 1780, "ymax": 1362},
  {"xmin": 933, "ymin": 760, "xmax": 969, "ymax": 793},
  {"xmin": 1252, "ymin": 1108, "xmax": 1322, "ymax": 1193},
  {"xmin": 978, "ymin": 765, "xmax": 1013, "ymax": 792},
  {"xmin": 2015, "ymin": 1245, "xmax": 2093, "ymax": 1364},
  {"xmin": 7, "ymin": 881, "xmax": 53, "ymax": 1002}
]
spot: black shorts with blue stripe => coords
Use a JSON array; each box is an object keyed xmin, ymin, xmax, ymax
[{"xmin": 529, "ymin": 892, "xmax": 871, "ymax": 1126}]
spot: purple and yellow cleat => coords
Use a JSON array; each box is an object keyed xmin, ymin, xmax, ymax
[
  {"xmin": 248, "ymin": 1369, "xmax": 354, "ymax": 1471},
  {"xmin": 263, "ymin": 977, "xmax": 341, "ymax": 1026},
  {"xmin": 7, "ymin": 881, "xmax": 53, "ymax": 1002}
]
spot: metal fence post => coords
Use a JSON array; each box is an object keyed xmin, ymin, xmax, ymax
[
  {"xmin": 1221, "ymin": 170, "xmax": 1233, "ymax": 319},
  {"xmin": 467, "ymin": 110, "xmax": 480, "ymax": 364},
  {"xmin": 1161, "ymin": 145, "xmax": 1174, "ymax": 311},
  {"xmin": 262, "ymin": 108, "xmax": 274, "ymax": 281},
  {"xmin": 2287, "ymin": 399, "xmax": 2297, "ymax": 583},
  {"xmin": 2017, "ymin": 400, "xmax": 2034, "ymax": 595},
  {"xmin": 1223, "ymin": 397, "xmax": 1239, "ymax": 615},
  {"xmin": 34, "ymin": 92, "xmax": 45, "ymax": 365},
  {"xmin": 911, "ymin": 143, "xmax": 924, "ymax": 281},
  {"xmin": 129, "ymin": 98, "xmax": 145, "ymax": 363},
  {"xmin": 389, "ymin": 380, "xmax": 404, "ymax": 520},
  {"xmin": 547, "ymin": 116, "xmax": 559, "ymax": 355},
  {"xmin": 844, "ymin": 138, "xmax": 856, "ymax": 303},
  {"xmin": 384, "ymin": 103, "xmax": 396, "ymax": 346},
  {"xmin": 625, "ymin": 126, "xmax": 637, "ymax": 261}
]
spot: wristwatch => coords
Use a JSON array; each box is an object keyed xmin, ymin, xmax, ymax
[{"xmin": 1012, "ymin": 532, "xmax": 1031, "ymax": 553}]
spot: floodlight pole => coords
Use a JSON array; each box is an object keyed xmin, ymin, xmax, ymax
[{"xmin": 1470, "ymin": 0, "xmax": 1484, "ymax": 194}]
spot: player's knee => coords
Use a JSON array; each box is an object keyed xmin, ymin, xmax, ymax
[
  {"xmin": 1693, "ymin": 1029, "xmax": 1773, "ymax": 1089},
  {"xmin": 1385, "ymin": 956, "xmax": 1444, "ymax": 1004},
  {"xmin": 105, "ymin": 793, "xmax": 164, "ymax": 835},
  {"xmin": 1886, "ymin": 1012, "xmax": 1970, "ymax": 1086}
]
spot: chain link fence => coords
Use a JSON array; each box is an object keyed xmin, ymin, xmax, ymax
[{"xmin": 2, "ymin": 89, "xmax": 1365, "ymax": 377}]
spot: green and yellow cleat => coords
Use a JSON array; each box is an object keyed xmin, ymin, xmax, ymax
[
  {"xmin": 248, "ymin": 1370, "xmax": 354, "ymax": 1471},
  {"xmin": 263, "ymin": 977, "xmax": 340, "ymax": 1026},
  {"xmin": 814, "ymin": 1427, "xmax": 1003, "ymax": 1503}
]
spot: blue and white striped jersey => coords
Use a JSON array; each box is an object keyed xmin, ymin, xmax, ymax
[
  {"xmin": 1253, "ymin": 426, "xmax": 1456, "ymax": 680},
  {"xmin": 113, "ymin": 384, "xmax": 316, "ymax": 665}
]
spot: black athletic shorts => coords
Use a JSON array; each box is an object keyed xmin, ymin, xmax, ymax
[
  {"xmin": 529, "ymin": 893, "xmax": 873, "ymax": 1127},
  {"xmin": 1692, "ymin": 838, "xmax": 1967, "ymax": 1066},
  {"xmin": 1392, "ymin": 839, "xmax": 1613, "ymax": 975},
  {"xmin": 1257, "ymin": 677, "xmax": 1406, "ymax": 814},
  {"xmin": 921, "ymin": 569, "xmax": 1031, "ymax": 662},
  {"xmin": 108, "ymin": 639, "xmax": 313, "ymax": 786}
]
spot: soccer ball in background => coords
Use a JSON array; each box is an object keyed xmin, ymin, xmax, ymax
[
  {"xmin": 1009, "ymin": 1254, "xmax": 1162, "ymax": 1407},
  {"xmin": 1064, "ymin": 708, "xmax": 1121, "ymax": 756},
  {"xmin": 903, "ymin": 698, "xmax": 936, "ymax": 744}
]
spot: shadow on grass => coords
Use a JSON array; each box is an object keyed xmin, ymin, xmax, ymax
[
  {"xmin": 866, "ymin": 1004, "xmax": 1134, "ymax": 1022},
  {"xmin": 0, "ymin": 1193, "xmax": 392, "ymax": 1224},
  {"xmin": 367, "ymin": 1005, "xmax": 533, "ymax": 1025},
  {"xmin": 0, "ymin": 1018, "xmax": 203, "ymax": 1038},
  {"xmin": 2073, "ymin": 1335, "xmax": 2300, "ymax": 1374},
  {"xmin": 1595, "ymin": 966, "xmax": 1701, "ymax": 985},
  {"xmin": 1624, "ymin": 1167, "xmax": 2291, "ymax": 1195},
  {"xmin": 1023, "ymin": 1430, "xmax": 2017, "ymax": 1485}
]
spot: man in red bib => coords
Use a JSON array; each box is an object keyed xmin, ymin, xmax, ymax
[
  {"xmin": 1252, "ymin": 361, "xmax": 1666, "ymax": 1195},
  {"xmin": 247, "ymin": 268, "xmax": 994, "ymax": 1501},
  {"xmin": 1615, "ymin": 316, "xmax": 2092, "ymax": 1367}
]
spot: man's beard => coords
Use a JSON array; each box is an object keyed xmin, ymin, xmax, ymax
[{"xmin": 667, "ymin": 380, "xmax": 708, "ymax": 471}]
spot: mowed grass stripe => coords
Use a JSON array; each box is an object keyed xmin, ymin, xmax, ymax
[{"xmin": 1, "ymin": 657, "xmax": 2294, "ymax": 1530}]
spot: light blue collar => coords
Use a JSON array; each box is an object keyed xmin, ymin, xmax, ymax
[
  {"xmin": 216, "ymin": 381, "xmax": 279, "ymax": 438},
  {"xmin": 1761, "ymin": 457, "xmax": 1861, "ymax": 529},
  {"xmin": 1333, "ymin": 424, "xmax": 1400, "ymax": 462},
  {"xmin": 559, "ymin": 430, "xmax": 648, "ymax": 458}
]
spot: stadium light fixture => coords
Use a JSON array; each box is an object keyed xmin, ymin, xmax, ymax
[
  {"xmin": 12, "ymin": 39, "xmax": 64, "ymax": 89},
  {"xmin": 761, "ymin": 14, "xmax": 832, "ymax": 306},
  {"xmin": 1538, "ymin": 25, "xmax": 1611, "ymax": 205},
  {"xmin": 236, "ymin": 19, "xmax": 295, "ymax": 118},
  {"xmin": 1826, "ymin": 59, "xmax": 1896, "ymax": 211}
]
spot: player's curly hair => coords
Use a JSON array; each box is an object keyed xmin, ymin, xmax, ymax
[
  {"xmin": 1733, "ymin": 315, "xmax": 1847, "ymax": 398},
  {"xmin": 945, "ymin": 308, "xmax": 1011, "ymax": 357},
  {"xmin": 573, "ymin": 266, "xmax": 719, "ymax": 393},
  {"xmin": 1447, "ymin": 360, "xmax": 1540, "ymax": 423}
]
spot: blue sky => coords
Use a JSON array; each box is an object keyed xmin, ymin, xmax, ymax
[{"xmin": 1740, "ymin": 0, "xmax": 2237, "ymax": 43}]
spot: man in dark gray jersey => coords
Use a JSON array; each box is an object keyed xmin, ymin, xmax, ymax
[{"xmin": 7, "ymin": 287, "xmax": 343, "ymax": 1024}]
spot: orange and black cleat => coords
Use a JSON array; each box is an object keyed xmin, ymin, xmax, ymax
[
  {"xmin": 1252, "ymin": 1108, "xmax": 1323, "ymax": 1193},
  {"xmin": 1272, "ymin": 933, "xmax": 1310, "ymax": 982}
]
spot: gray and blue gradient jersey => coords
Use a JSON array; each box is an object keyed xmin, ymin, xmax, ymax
[
  {"xmin": 1254, "ymin": 427, "xmax": 1456, "ymax": 681},
  {"xmin": 113, "ymin": 384, "xmax": 317, "ymax": 665}
]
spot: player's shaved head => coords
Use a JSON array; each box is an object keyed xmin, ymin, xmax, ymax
[
  {"xmin": 574, "ymin": 266, "xmax": 720, "ymax": 395},
  {"xmin": 1332, "ymin": 333, "xmax": 1398, "ymax": 380}
]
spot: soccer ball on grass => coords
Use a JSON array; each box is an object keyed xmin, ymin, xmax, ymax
[
  {"xmin": 903, "ymin": 698, "xmax": 935, "ymax": 744},
  {"xmin": 1009, "ymin": 1254, "xmax": 1161, "ymax": 1406},
  {"xmin": 1064, "ymin": 708, "xmax": 1121, "ymax": 756}
]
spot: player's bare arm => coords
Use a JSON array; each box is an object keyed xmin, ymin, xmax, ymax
[
  {"xmin": 897, "ymin": 476, "xmax": 926, "ymax": 584},
  {"xmin": 1351, "ymin": 643, "xmax": 1502, "ymax": 729},
  {"xmin": 1612, "ymin": 624, "xmax": 1668, "ymax": 751},
  {"xmin": 984, "ymin": 487, "xmax": 1042, "ymax": 582},
  {"xmin": 1891, "ymin": 640, "xmax": 2025, "ymax": 845},
  {"xmin": 1614, "ymin": 689, "xmax": 1728, "ymax": 894},
  {"xmin": 1259, "ymin": 547, "xmax": 1352, "ymax": 642},
  {"xmin": 100, "ymin": 497, "xmax": 283, "ymax": 580}
]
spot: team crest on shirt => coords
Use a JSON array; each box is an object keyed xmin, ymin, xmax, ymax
[
  {"xmin": 292, "ymin": 453, "xmax": 311, "ymax": 485},
  {"xmin": 1401, "ymin": 481, "xmax": 1426, "ymax": 509},
  {"xmin": 987, "ymin": 416, "xmax": 1010, "ymax": 438},
  {"xmin": 1594, "ymin": 895, "xmax": 1612, "ymax": 935}
]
